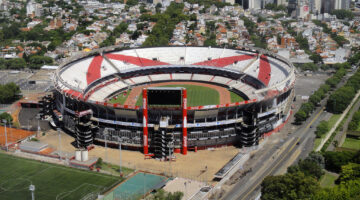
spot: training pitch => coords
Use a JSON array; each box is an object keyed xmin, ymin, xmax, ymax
[{"xmin": 0, "ymin": 153, "xmax": 121, "ymax": 200}]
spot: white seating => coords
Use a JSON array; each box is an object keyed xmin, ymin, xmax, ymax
[
  {"xmin": 131, "ymin": 76, "xmax": 150, "ymax": 84},
  {"xmin": 172, "ymin": 73, "xmax": 192, "ymax": 80},
  {"xmin": 150, "ymin": 74, "xmax": 172, "ymax": 81},
  {"xmin": 212, "ymin": 76, "xmax": 232, "ymax": 85},
  {"xmin": 192, "ymin": 74, "xmax": 214, "ymax": 82}
]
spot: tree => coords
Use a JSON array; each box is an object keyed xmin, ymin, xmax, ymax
[
  {"xmin": 126, "ymin": 0, "xmax": 138, "ymax": 7},
  {"xmin": 95, "ymin": 158, "xmax": 103, "ymax": 169},
  {"xmin": 348, "ymin": 111, "xmax": 360, "ymax": 131},
  {"xmin": 323, "ymin": 151, "xmax": 356, "ymax": 173},
  {"xmin": 29, "ymin": 56, "xmax": 54, "ymax": 69},
  {"xmin": 0, "ymin": 112, "xmax": 13, "ymax": 124},
  {"xmin": 151, "ymin": 189, "xmax": 183, "ymax": 200},
  {"xmin": 338, "ymin": 163, "xmax": 360, "ymax": 183},
  {"xmin": 261, "ymin": 172, "xmax": 320, "ymax": 200},
  {"xmin": 313, "ymin": 179, "xmax": 360, "ymax": 200},
  {"xmin": 0, "ymin": 82, "xmax": 21, "ymax": 104},
  {"xmin": 295, "ymin": 110, "xmax": 307, "ymax": 124},
  {"xmin": 113, "ymin": 22, "xmax": 128, "ymax": 37},
  {"xmin": 331, "ymin": 9, "xmax": 354, "ymax": 20},
  {"xmin": 0, "ymin": 58, "xmax": 6, "ymax": 69},
  {"xmin": 327, "ymin": 86, "xmax": 355, "ymax": 114},
  {"xmin": 307, "ymin": 152, "xmax": 325, "ymax": 169},
  {"xmin": 287, "ymin": 159, "xmax": 324, "ymax": 180},
  {"xmin": 310, "ymin": 53, "xmax": 323, "ymax": 64},
  {"xmin": 309, "ymin": 94, "xmax": 321, "ymax": 106},
  {"xmin": 5, "ymin": 58, "xmax": 26, "ymax": 70},
  {"xmin": 204, "ymin": 33, "xmax": 217, "ymax": 47},
  {"xmin": 315, "ymin": 121, "xmax": 329, "ymax": 138}
]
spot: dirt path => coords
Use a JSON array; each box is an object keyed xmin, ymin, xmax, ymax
[{"xmin": 124, "ymin": 82, "xmax": 231, "ymax": 106}]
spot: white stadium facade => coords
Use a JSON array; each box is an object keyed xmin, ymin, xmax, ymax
[{"xmin": 48, "ymin": 46, "xmax": 296, "ymax": 158}]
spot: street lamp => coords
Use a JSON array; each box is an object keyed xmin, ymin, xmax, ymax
[
  {"xmin": 2, "ymin": 119, "xmax": 8, "ymax": 151},
  {"xmin": 167, "ymin": 141, "xmax": 174, "ymax": 177},
  {"xmin": 29, "ymin": 184, "xmax": 35, "ymax": 200},
  {"xmin": 118, "ymin": 136, "xmax": 122, "ymax": 176},
  {"xmin": 104, "ymin": 128, "xmax": 108, "ymax": 163},
  {"xmin": 57, "ymin": 128, "xmax": 62, "ymax": 161}
]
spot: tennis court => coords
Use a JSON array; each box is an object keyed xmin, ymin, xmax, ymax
[
  {"xmin": 104, "ymin": 172, "xmax": 168, "ymax": 200},
  {"xmin": 0, "ymin": 126, "xmax": 34, "ymax": 147}
]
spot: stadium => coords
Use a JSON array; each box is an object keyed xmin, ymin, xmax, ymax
[{"xmin": 48, "ymin": 46, "xmax": 296, "ymax": 159}]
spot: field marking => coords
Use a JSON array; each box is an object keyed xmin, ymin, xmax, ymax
[
  {"xmin": 0, "ymin": 153, "xmax": 119, "ymax": 180},
  {"xmin": 55, "ymin": 183, "xmax": 104, "ymax": 200},
  {"xmin": 0, "ymin": 166, "xmax": 54, "ymax": 193},
  {"xmin": 0, "ymin": 178, "xmax": 32, "ymax": 193}
]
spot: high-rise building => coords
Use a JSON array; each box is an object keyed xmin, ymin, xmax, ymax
[
  {"xmin": 296, "ymin": 0, "xmax": 310, "ymax": 18},
  {"xmin": 321, "ymin": 0, "xmax": 335, "ymax": 13},
  {"xmin": 309, "ymin": 0, "xmax": 321, "ymax": 14},
  {"xmin": 275, "ymin": 0, "xmax": 288, "ymax": 6},
  {"xmin": 248, "ymin": 0, "xmax": 263, "ymax": 9},
  {"xmin": 288, "ymin": 0, "xmax": 298, "ymax": 16},
  {"xmin": 335, "ymin": 0, "xmax": 351, "ymax": 10}
]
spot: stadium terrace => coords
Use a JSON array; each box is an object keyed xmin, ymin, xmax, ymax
[{"xmin": 48, "ymin": 46, "xmax": 296, "ymax": 159}]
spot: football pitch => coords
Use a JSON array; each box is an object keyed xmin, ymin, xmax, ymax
[
  {"xmin": 0, "ymin": 153, "xmax": 121, "ymax": 200},
  {"xmin": 135, "ymin": 84, "xmax": 221, "ymax": 107}
]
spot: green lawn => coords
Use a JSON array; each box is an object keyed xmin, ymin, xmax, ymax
[
  {"xmin": 320, "ymin": 171, "xmax": 338, "ymax": 188},
  {"xmin": 328, "ymin": 114, "xmax": 341, "ymax": 126},
  {"xmin": 99, "ymin": 162, "xmax": 134, "ymax": 177},
  {"xmin": 0, "ymin": 153, "xmax": 121, "ymax": 200},
  {"xmin": 135, "ymin": 84, "xmax": 221, "ymax": 107},
  {"xmin": 341, "ymin": 137, "xmax": 360, "ymax": 150},
  {"xmin": 230, "ymin": 91, "xmax": 244, "ymax": 103},
  {"xmin": 108, "ymin": 89, "xmax": 131, "ymax": 105}
]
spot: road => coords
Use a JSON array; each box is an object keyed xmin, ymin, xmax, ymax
[{"xmin": 221, "ymin": 71, "xmax": 357, "ymax": 200}]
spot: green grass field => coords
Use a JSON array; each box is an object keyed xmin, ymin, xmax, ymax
[
  {"xmin": 341, "ymin": 137, "xmax": 360, "ymax": 150},
  {"xmin": 0, "ymin": 153, "xmax": 121, "ymax": 200},
  {"xmin": 135, "ymin": 84, "xmax": 222, "ymax": 107},
  {"xmin": 230, "ymin": 91, "xmax": 244, "ymax": 103},
  {"xmin": 99, "ymin": 162, "xmax": 134, "ymax": 177},
  {"xmin": 319, "ymin": 171, "xmax": 338, "ymax": 188},
  {"xmin": 108, "ymin": 89, "xmax": 132, "ymax": 104}
]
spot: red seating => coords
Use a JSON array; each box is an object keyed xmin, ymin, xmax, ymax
[
  {"xmin": 64, "ymin": 89, "xmax": 84, "ymax": 99},
  {"xmin": 258, "ymin": 55, "xmax": 271, "ymax": 86},
  {"xmin": 192, "ymin": 54, "xmax": 255, "ymax": 67},
  {"xmin": 87, "ymin": 55, "xmax": 104, "ymax": 85},
  {"xmin": 106, "ymin": 53, "xmax": 169, "ymax": 66}
]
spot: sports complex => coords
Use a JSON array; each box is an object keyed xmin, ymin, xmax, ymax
[{"xmin": 49, "ymin": 46, "xmax": 296, "ymax": 159}]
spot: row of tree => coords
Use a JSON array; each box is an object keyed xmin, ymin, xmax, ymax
[
  {"xmin": 261, "ymin": 150, "xmax": 360, "ymax": 200},
  {"xmin": 0, "ymin": 56, "xmax": 53, "ymax": 70},
  {"xmin": 294, "ymin": 67, "xmax": 346, "ymax": 123},
  {"xmin": 348, "ymin": 110, "xmax": 360, "ymax": 131},
  {"xmin": 326, "ymin": 69, "xmax": 360, "ymax": 113}
]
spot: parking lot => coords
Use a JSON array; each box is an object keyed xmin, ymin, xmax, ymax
[{"xmin": 0, "ymin": 70, "xmax": 54, "ymax": 94}]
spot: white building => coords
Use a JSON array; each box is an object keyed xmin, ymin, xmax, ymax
[{"xmin": 26, "ymin": 0, "xmax": 42, "ymax": 17}]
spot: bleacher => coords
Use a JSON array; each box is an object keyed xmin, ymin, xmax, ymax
[
  {"xmin": 192, "ymin": 74, "xmax": 213, "ymax": 82},
  {"xmin": 258, "ymin": 55, "xmax": 271, "ymax": 86},
  {"xmin": 149, "ymin": 74, "xmax": 172, "ymax": 81},
  {"xmin": 57, "ymin": 47, "xmax": 295, "ymax": 104},
  {"xmin": 172, "ymin": 73, "xmax": 192, "ymax": 80},
  {"xmin": 266, "ymin": 57, "xmax": 289, "ymax": 87}
]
